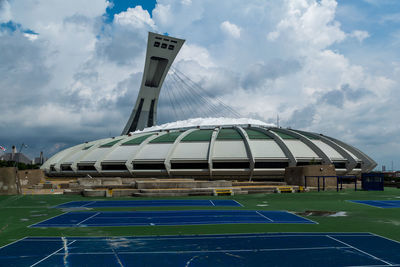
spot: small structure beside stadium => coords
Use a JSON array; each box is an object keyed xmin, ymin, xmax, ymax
[{"xmin": 41, "ymin": 32, "xmax": 376, "ymax": 180}]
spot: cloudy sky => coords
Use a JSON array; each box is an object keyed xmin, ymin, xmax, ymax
[{"xmin": 0, "ymin": 0, "xmax": 399, "ymax": 170}]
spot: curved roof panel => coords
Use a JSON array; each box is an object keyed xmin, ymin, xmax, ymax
[{"xmin": 42, "ymin": 122, "xmax": 377, "ymax": 177}]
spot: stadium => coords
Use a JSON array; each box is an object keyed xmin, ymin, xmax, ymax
[
  {"xmin": 41, "ymin": 118, "xmax": 376, "ymax": 179},
  {"xmin": 42, "ymin": 32, "xmax": 376, "ymax": 178}
]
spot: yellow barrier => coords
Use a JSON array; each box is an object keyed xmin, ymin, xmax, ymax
[
  {"xmin": 276, "ymin": 186, "xmax": 294, "ymax": 193},
  {"xmin": 213, "ymin": 188, "xmax": 233, "ymax": 196}
]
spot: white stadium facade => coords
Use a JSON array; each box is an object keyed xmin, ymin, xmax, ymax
[{"xmin": 41, "ymin": 32, "xmax": 376, "ymax": 179}]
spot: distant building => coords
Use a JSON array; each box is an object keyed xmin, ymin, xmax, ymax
[
  {"xmin": 0, "ymin": 145, "xmax": 32, "ymax": 165},
  {"xmin": 0, "ymin": 153, "xmax": 32, "ymax": 165},
  {"xmin": 34, "ymin": 152, "xmax": 46, "ymax": 165},
  {"xmin": 383, "ymin": 171, "xmax": 400, "ymax": 179}
]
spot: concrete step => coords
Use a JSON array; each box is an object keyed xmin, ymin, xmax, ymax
[
  {"xmin": 135, "ymin": 180, "xmax": 232, "ymax": 189},
  {"xmin": 232, "ymin": 181, "xmax": 287, "ymax": 186}
]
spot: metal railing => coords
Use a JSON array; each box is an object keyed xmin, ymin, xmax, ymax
[{"xmin": 304, "ymin": 175, "xmax": 357, "ymax": 192}]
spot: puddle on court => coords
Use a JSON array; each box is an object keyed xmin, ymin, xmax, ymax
[
  {"xmin": 20, "ymin": 218, "xmax": 29, "ymax": 221},
  {"xmin": 296, "ymin": 210, "xmax": 347, "ymax": 217},
  {"xmin": 257, "ymin": 204, "xmax": 269, "ymax": 207}
]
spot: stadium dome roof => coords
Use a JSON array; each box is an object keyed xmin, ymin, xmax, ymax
[{"xmin": 42, "ymin": 118, "xmax": 376, "ymax": 179}]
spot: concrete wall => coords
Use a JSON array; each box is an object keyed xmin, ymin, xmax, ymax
[
  {"xmin": 284, "ymin": 164, "xmax": 337, "ymax": 187},
  {"xmin": 0, "ymin": 167, "xmax": 18, "ymax": 195},
  {"xmin": 18, "ymin": 169, "xmax": 45, "ymax": 188}
]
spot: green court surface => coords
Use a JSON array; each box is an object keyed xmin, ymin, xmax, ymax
[{"xmin": 0, "ymin": 188, "xmax": 399, "ymax": 247}]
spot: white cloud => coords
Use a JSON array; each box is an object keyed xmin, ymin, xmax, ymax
[
  {"xmin": 114, "ymin": 6, "xmax": 156, "ymax": 29},
  {"xmin": 220, "ymin": 21, "xmax": 241, "ymax": 38},
  {"xmin": 268, "ymin": 0, "xmax": 346, "ymax": 49},
  {"xmin": 0, "ymin": 0, "xmax": 11, "ymax": 22},
  {"xmin": 349, "ymin": 30, "xmax": 370, "ymax": 42},
  {"xmin": 23, "ymin": 33, "xmax": 38, "ymax": 41}
]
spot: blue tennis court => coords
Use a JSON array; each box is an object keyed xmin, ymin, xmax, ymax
[
  {"xmin": 54, "ymin": 199, "xmax": 242, "ymax": 209},
  {"xmin": 349, "ymin": 200, "xmax": 400, "ymax": 208},
  {"xmin": 31, "ymin": 210, "xmax": 315, "ymax": 227},
  {"xmin": 1, "ymin": 233, "xmax": 399, "ymax": 266}
]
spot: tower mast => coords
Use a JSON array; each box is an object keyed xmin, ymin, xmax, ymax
[{"xmin": 122, "ymin": 32, "xmax": 185, "ymax": 134}]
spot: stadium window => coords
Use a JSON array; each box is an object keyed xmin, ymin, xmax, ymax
[
  {"xmin": 61, "ymin": 165, "xmax": 73, "ymax": 171},
  {"xmin": 161, "ymin": 43, "xmax": 167, "ymax": 49},
  {"xmin": 171, "ymin": 40, "xmax": 177, "ymax": 43},
  {"xmin": 133, "ymin": 163, "xmax": 166, "ymax": 170},
  {"xmin": 254, "ymin": 162, "xmax": 289, "ymax": 168},
  {"xmin": 168, "ymin": 45, "xmax": 175, "ymax": 50},
  {"xmin": 77, "ymin": 165, "xmax": 97, "ymax": 171},
  {"xmin": 155, "ymin": 36, "xmax": 162, "ymax": 40},
  {"xmin": 213, "ymin": 162, "xmax": 250, "ymax": 169},
  {"xmin": 154, "ymin": 41, "xmax": 160, "ymax": 47},
  {"xmin": 333, "ymin": 162, "xmax": 346, "ymax": 169},
  {"xmin": 163, "ymin": 38, "xmax": 170, "ymax": 41},
  {"xmin": 171, "ymin": 162, "xmax": 209, "ymax": 169},
  {"xmin": 296, "ymin": 162, "xmax": 321, "ymax": 166},
  {"xmin": 101, "ymin": 164, "xmax": 128, "ymax": 171}
]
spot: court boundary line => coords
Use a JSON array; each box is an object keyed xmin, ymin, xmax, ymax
[
  {"xmin": 0, "ymin": 236, "xmax": 27, "ymax": 250},
  {"xmin": 18, "ymin": 233, "xmax": 376, "ymax": 241},
  {"xmin": 326, "ymin": 235, "xmax": 394, "ymax": 266},
  {"xmin": 285, "ymin": 210, "xmax": 319, "ymax": 224},
  {"xmin": 255, "ymin": 211, "xmax": 273, "ymax": 222},
  {"xmin": 51, "ymin": 200, "xmax": 76, "ymax": 209},
  {"xmin": 76, "ymin": 212, "xmax": 101, "ymax": 226},
  {"xmin": 30, "ymin": 210, "xmax": 315, "ymax": 227},
  {"xmin": 1, "ymin": 232, "xmax": 387, "ymax": 248},
  {"xmin": 47, "ymin": 246, "xmax": 350, "ymax": 255},
  {"xmin": 347, "ymin": 200, "xmax": 392, "ymax": 209},
  {"xmin": 53, "ymin": 199, "xmax": 242, "ymax": 209},
  {"xmin": 29, "ymin": 240, "xmax": 77, "ymax": 267},
  {"xmin": 32, "ymin": 222, "xmax": 318, "ymax": 228},
  {"xmin": 233, "ymin": 200, "xmax": 244, "ymax": 207},
  {"xmin": 81, "ymin": 201, "xmax": 96, "ymax": 207},
  {"xmin": 369, "ymin": 232, "xmax": 400, "ymax": 244},
  {"xmin": 33, "ymin": 220, "xmax": 317, "ymax": 228},
  {"xmin": 28, "ymin": 211, "xmax": 68, "ymax": 228}
]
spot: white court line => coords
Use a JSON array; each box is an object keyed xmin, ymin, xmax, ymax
[
  {"xmin": 369, "ymin": 232, "xmax": 400, "ymax": 244},
  {"xmin": 326, "ymin": 235, "xmax": 394, "ymax": 266},
  {"xmin": 51, "ymin": 200, "xmax": 76, "ymax": 209},
  {"xmin": 255, "ymin": 211, "xmax": 273, "ymax": 222},
  {"xmin": 35, "ymin": 219, "xmax": 324, "ymax": 227},
  {"xmin": 0, "ymin": 237, "xmax": 28, "ymax": 250},
  {"xmin": 87, "ymin": 215, "xmax": 261, "ymax": 219},
  {"xmin": 345, "ymin": 265, "xmax": 400, "ymax": 267},
  {"xmin": 81, "ymin": 201, "xmax": 96, "ymax": 207},
  {"xmin": 76, "ymin": 212, "xmax": 101, "ymax": 226},
  {"xmin": 49, "ymin": 246, "xmax": 348, "ymax": 255},
  {"xmin": 30, "ymin": 240, "xmax": 76, "ymax": 267},
  {"xmin": 16, "ymin": 233, "xmax": 375, "ymax": 242},
  {"xmin": 347, "ymin": 200, "xmax": 385, "ymax": 209},
  {"xmin": 66, "ymin": 219, "xmax": 312, "ymax": 227},
  {"xmin": 284, "ymin": 210, "xmax": 319, "ymax": 224},
  {"xmin": 233, "ymin": 200, "xmax": 244, "ymax": 207},
  {"xmin": 209, "ymin": 200, "xmax": 215, "ymax": 206},
  {"xmin": 27, "ymin": 212, "xmax": 69, "ymax": 228}
]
